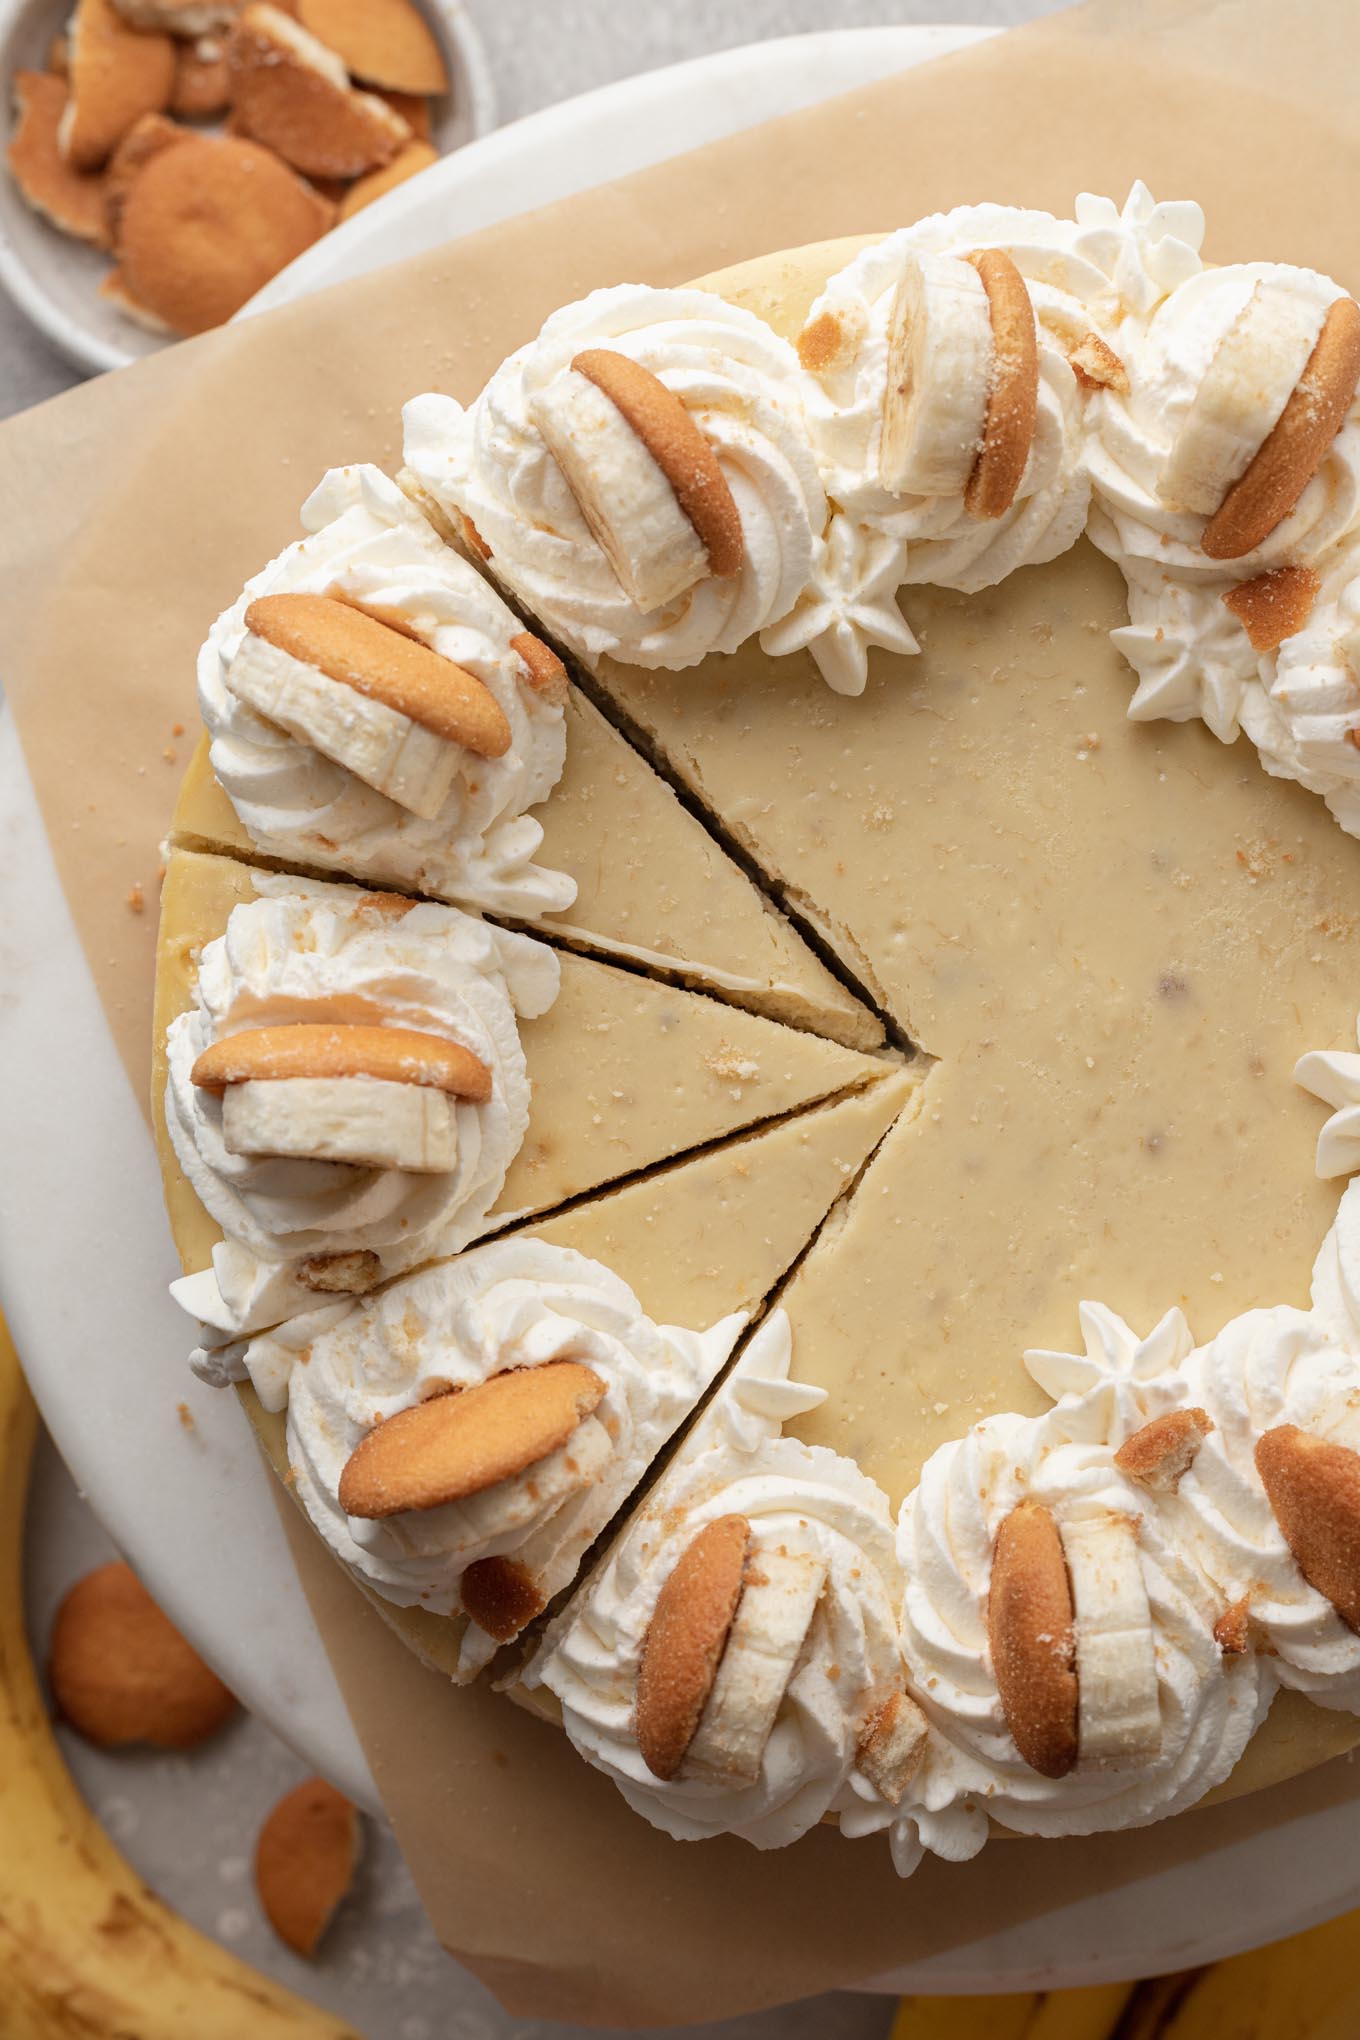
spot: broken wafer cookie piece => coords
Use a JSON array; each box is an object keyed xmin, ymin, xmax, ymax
[
  {"xmin": 170, "ymin": 35, "xmax": 234, "ymax": 119},
  {"xmin": 7, "ymin": 71, "xmax": 111, "ymax": 248},
  {"xmin": 61, "ymin": 0, "xmax": 175, "ymax": 171},
  {"xmin": 855, "ymin": 1691, "xmax": 928, "ymax": 1807},
  {"xmin": 212, "ymin": 1234, "xmax": 746, "ymax": 1677},
  {"xmin": 255, "ymin": 1778, "xmax": 361, "ymax": 1959},
  {"xmin": 401, "ymin": 284, "xmax": 826, "ymax": 671},
  {"xmin": 337, "ymin": 139, "xmax": 437, "ymax": 221},
  {"xmin": 112, "ymin": 0, "xmax": 244, "ymax": 31},
  {"xmin": 295, "ymin": 0, "xmax": 448, "ymax": 94},
  {"xmin": 164, "ymin": 875, "xmax": 558, "ymax": 1341},
  {"xmin": 198, "ymin": 465, "xmax": 575, "ymax": 918},
  {"xmin": 521, "ymin": 1313, "xmax": 912, "ymax": 1852},
  {"xmin": 1222, "ymin": 563, "xmax": 1321, "ymax": 651},
  {"xmin": 228, "ymin": 4, "xmax": 410, "ymax": 178},
  {"xmin": 1068, "ymin": 330, "xmax": 1129, "ymax": 394},
  {"xmin": 1115, "ymin": 1407, "xmax": 1214, "ymax": 1492}
]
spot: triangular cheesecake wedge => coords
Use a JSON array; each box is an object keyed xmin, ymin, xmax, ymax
[
  {"xmin": 169, "ymin": 680, "xmax": 880, "ymax": 1050},
  {"xmin": 153, "ymin": 847, "xmax": 895, "ymax": 1321},
  {"xmin": 238, "ymin": 1068, "xmax": 916, "ymax": 1680}
]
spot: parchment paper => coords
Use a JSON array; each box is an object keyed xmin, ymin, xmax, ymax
[{"xmin": 5, "ymin": 0, "xmax": 1360, "ymax": 2019}]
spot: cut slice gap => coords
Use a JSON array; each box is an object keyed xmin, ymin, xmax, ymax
[
  {"xmin": 171, "ymin": 690, "xmax": 883, "ymax": 1048},
  {"xmin": 556, "ymin": 650, "xmax": 903, "ymax": 1049},
  {"xmin": 152, "ymin": 847, "xmax": 898, "ymax": 1291},
  {"xmin": 238, "ymin": 1068, "xmax": 919, "ymax": 1679}
]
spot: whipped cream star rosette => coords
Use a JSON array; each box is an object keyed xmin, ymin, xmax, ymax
[
  {"xmin": 522, "ymin": 1312, "xmax": 910, "ymax": 1851},
  {"xmin": 772, "ymin": 199, "xmax": 1165, "ymax": 693},
  {"xmin": 401, "ymin": 285, "xmax": 825, "ymax": 671},
  {"xmin": 198, "ymin": 464, "xmax": 574, "ymax": 919},
  {"xmin": 895, "ymin": 1356, "xmax": 1266, "ymax": 1842},
  {"xmin": 1091, "ymin": 261, "xmax": 1360, "ymax": 741},
  {"xmin": 228, "ymin": 1237, "xmax": 746, "ymax": 1678},
  {"xmin": 1239, "ymin": 538, "xmax": 1360, "ymax": 833},
  {"xmin": 167, "ymin": 874, "xmax": 558, "ymax": 1345}
]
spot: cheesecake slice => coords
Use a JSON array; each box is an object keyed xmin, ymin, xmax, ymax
[
  {"xmin": 169, "ymin": 678, "xmax": 881, "ymax": 1050},
  {"xmin": 241, "ymin": 1069, "xmax": 915, "ymax": 1678},
  {"xmin": 153, "ymin": 846, "xmax": 896, "ymax": 1294}
]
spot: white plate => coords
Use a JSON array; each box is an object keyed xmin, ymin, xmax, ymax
[
  {"xmin": 7, "ymin": 24, "xmax": 1360, "ymax": 1994},
  {"xmin": 0, "ymin": 0, "xmax": 497, "ymax": 376},
  {"xmin": 240, "ymin": 24, "xmax": 992, "ymax": 318}
]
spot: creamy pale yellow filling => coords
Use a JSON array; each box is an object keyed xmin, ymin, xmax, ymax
[
  {"xmin": 239, "ymin": 1074, "xmax": 917, "ymax": 1679},
  {"xmin": 173, "ymin": 683, "xmax": 880, "ymax": 1050},
  {"xmin": 152, "ymin": 846, "xmax": 893, "ymax": 1284}
]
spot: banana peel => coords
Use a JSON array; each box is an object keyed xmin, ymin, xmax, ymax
[{"xmin": 0, "ymin": 1311, "xmax": 361, "ymax": 2040}]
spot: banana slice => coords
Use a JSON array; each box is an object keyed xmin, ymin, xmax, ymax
[
  {"xmin": 880, "ymin": 251, "xmax": 993, "ymax": 498},
  {"xmin": 220, "ymin": 1075, "xmax": 459, "ymax": 1173},
  {"xmin": 530, "ymin": 367, "xmax": 710, "ymax": 612},
  {"xmin": 683, "ymin": 1542, "xmax": 827, "ymax": 1783},
  {"xmin": 1158, "ymin": 280, "xmax": 1327, "ymax": 515},
  {"xmin": 225, "ymin": 632, "xmax": 464, "ymax": 820},
  {"xmin": 1061, "ymin": 1513, "xmax": 1161, "ymax": 1769}
]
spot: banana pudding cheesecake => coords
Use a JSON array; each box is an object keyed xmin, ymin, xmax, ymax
[{"xmin": 157, "ymin": 182, "xmax": 1360, "ymax": 1876}]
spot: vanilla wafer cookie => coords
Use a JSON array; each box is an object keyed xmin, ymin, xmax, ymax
[{"xmin": 199, "ymin": 466, "xmax": 574, "ymax": 916}]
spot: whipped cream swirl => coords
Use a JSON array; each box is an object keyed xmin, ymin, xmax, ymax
[
  {"xmin": 198, "ymin": 465, "xmax": 574, "ymax": 919},
  {"xmin": 782, "ymin": 203, "xmax": 1135, "ymax": 692},
  {"xmin": 1240, "ymin": 539, "xmax": 1360, "ymax": 833},
  {"xmin": 528, "ymin": 1313, "xmax": 909, "ymax": 1850},
  {"xmin": 896, "ymin": 1391, "xmax": 1264, "ymax": 1841},
  {"xmin": 251, "ymin": 1238, "xmax": 746, "ymax": 1672},
  {"xmin": 402, "ymin": 286, "xmax": 825, "ymax": 671},
  {"xmin": 1175, "ymin": 1307, "xmax": 1360, "ymax": 1711},
  {"xmin": 1090, "ymin": 262, "xmax": 1360, "ymax": 741},
  {"xmin": 167, "ymin": 875, "xmax": 558, "ymax": 1343}
]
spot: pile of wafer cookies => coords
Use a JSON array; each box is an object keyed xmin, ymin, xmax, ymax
[{"xmin": 5, "ymin": 0, "xmax": 449, "ymax": 336}]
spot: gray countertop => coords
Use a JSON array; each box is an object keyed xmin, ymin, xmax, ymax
[
  {"xmin": 1, "ymin": 0, "xmax": 1066, "ymax": 418},
  {"xmin": 12, "ymin": 6, "xmax": 1062, "ymax": 2036}
]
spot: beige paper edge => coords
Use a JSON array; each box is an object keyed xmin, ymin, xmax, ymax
[{"xmin": 6, "ymin": 0, "xmax": 1360, "ymax": 2019}]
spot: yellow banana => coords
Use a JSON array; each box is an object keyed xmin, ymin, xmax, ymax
[
  {"xmin": 1026, "ymin": 1984, "xmax": 1139, "ymax": 2038},
  {"xmin": 892, "ymin": 1981, "xmax": 1134, "ymax": 2040},
  {"xmin": 892, "ymin": 1995, "xmax": 1042, "ymax": 2040},
  {"xmin": 1128, "ymin": 1909, "xmax": 1360, "ymax": 2036},
  {"xmin": 0, "ymin": 1312, "xmax": 362, "ymax": 2040}
]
